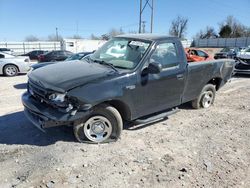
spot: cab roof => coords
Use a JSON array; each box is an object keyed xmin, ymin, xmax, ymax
[{"xmin": 115, "ymin": 34, "xmax": 179, "ymax": 42}]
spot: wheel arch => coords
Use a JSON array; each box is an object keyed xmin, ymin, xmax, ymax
[
  {"xmin": 98, "ymin": 100, "xmax": 132, "ymax": 121},
  {"xmin": 207, "ymin": 77, "xmax": 222, "ymax": 90},
  {"xmin": 3, "ymin": 63, "xmax": 20, "ymax": 73}
]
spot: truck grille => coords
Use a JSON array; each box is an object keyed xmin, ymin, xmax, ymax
[
  {"xmin": 28, "ymin": 81, "xmax": 48, "ymax": 101},
  {"xmin": 28, "ymin": 81, "xmax": 69, "ymax": 110}
]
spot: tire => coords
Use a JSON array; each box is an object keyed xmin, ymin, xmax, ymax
[
  {"xmin": 3, "ymin": 65, "xmax": 18, "ymax": 77},
  {"xmin": 191, "ymin": 84, "xmax": 216, "ymax": 109},
  {"xmin": 74, "ymin": 104, "xmax": 123, "ymax": 143}
]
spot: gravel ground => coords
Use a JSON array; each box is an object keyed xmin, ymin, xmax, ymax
[{"xmin": 0, "ymin": 74, "xmax": 250, "ymax": 188}]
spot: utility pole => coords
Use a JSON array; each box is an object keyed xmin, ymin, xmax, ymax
[
  {"xmin": 150, "ymin": 0, "xmax": 154, "ymax": 33},
  {"xmin": 142, "ymin": 21, "xmax": 146, "ymax": 33},
  {"xmin": 139, "ymin": 0, "xmax": 142, "ymax": 33},
  {"xmin": 56, "ymin": 27, "xmax": 59, "ymax": 41},
  {"xmin": 138, "ymin": 0, "xmax": 154, "ymax": 33}
]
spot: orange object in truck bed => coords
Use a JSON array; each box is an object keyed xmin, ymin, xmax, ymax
[{"xmin": 185, "ymin": 48, "xmax": 213, "ymax": 62}]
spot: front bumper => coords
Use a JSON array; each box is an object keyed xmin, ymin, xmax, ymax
[
  {"xmin": 22, "ymin": 92, "xmax": 91, "ymax": 130},
  {"xmin": 234, "ymin": 69, "xmax": 250, "ymax": 75},
  {"xmin": 234, "ymin": 62, "xmax": 250, "ymax": 75}
]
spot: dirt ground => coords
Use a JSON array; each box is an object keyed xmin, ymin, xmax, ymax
[{"xmin": 0, "ymin": 74, "xmax": 250, "ymax": 188}]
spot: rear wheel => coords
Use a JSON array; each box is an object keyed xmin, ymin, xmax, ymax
[
  {"xmin": 192, "ymin": 84, "xmax": 216, "ymax": 109},
  {"xmin": 74, "ymin": 104, "xmax": 123, "ymax": 143},
  {"xmin": 3, "ymin": 65, "xmax": 18, "ymax": 76}
]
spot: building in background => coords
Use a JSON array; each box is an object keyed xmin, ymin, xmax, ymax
[
  {"xmin": 0, "ymin": 39, "xmax": 106, "ymax": 55},
  {"xmin": 62, "ymin": 39, "xmax": 106, "ymax": 53}
]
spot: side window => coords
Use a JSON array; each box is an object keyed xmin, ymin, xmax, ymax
[
  {"xmin": 0, "ymin": 54, "xmax": 5, "ymax": 58},
  {"xmin": 196, "ymin": 50, "xmax": 207, "ymax": 57},
  {"xmin": 151, "ymin": 42, "xmax": 178, "ymax": 68}
]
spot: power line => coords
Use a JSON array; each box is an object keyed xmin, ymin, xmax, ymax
[{"xmin": 139, "ymin": 0, "xmax": 154, "ymax": 33}]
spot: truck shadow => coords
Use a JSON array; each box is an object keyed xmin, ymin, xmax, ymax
[
  {"xmin": 233, "ymin": 74, "xmax": 250, "ymax": 78},
  {"xmin": 0, "ymin": 111, "xmax": 75, "ymax": 146},
  {"xmin": 178, "ymin": 102, "xmax": 194, "ymax": 110},
  {"xmin": 13, "ymin": 83, "xmax": 27, "ymax": 89},
  {"xmin": 124, "ymin": 118, "xmax": 168, "ymax": 131}
]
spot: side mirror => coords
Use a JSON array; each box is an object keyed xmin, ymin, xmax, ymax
[{"xmin": 148, "ymin": 62, "xmax": 162, "ymax": 74}]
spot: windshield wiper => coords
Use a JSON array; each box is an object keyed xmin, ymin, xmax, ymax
[{"xmin": 91, "ymin": 59, "xmax": 118, "ymax": 72}]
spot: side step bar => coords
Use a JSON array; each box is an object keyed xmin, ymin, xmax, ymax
[{"xmin": 134, "ymin": 107, "xmax": 180, "ymax": 125}]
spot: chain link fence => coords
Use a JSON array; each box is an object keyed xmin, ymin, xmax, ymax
[
  {"xmin": 192, "ymin": 37, "xmax": 250, "ymax": 48},
  {"xmin": 0, "ymin": 41, "xmax": 62, "ymax": 55}
]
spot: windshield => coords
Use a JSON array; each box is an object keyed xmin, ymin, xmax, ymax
[
  {"xmin": 220, "ymin": 48, "xmax": 231, "ymax": 52},
  {"xmin": 220, "ymin": 47, "xmax": 236, "ymax": 52},
  {"xmin": 90, "ymin": 37, "xmax": 151, "ymax": 69},
  {"xmin": 66, "ymin": 53, "xmax": 83, "ymax": 61}
]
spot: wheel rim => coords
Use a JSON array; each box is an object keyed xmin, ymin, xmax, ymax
[
  {"xmin": 201, "ymin": 91, "xmax": 213, "ymax": 108},
  {"xmin": 83, "ymin": 116, "xmax": 112, "ymax": 143},
  {"xmin": 5, "ymin": 66, "xmax": 17, "ymax": 76}
]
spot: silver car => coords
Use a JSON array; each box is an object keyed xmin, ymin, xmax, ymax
[{"xmin": 0, "ymin": 52, "xmax": 30, "ymax": 76}]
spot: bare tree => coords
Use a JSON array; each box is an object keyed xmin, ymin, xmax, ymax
[
  {"xmin": 108, "ymin": 28, "xmax": 124, "ymax": 38},
  {"xmin": 90, "ymin": 34, "xmax": 100, "ymax": 40},
  {"xmin": 195, "ymin": 26, "xmax": 218, "ymax": 39},
  {"xmin": 244, "ymin": 28, "xmax": 250, "ymax": 37},
  {"xmin": 99, "ymin": 28, "xmax": 125, "ymax": 40},
  {"xmin": 25, "ymin": 35, "xmax": 39, "ymax": 42},
  {"xmin": 219, "ymin": 16, "xmax": 249, "ymax": 37},
  {"xmin": 70, "ymin": 34, "xmax": 82, "ymax": 39},
  {"xmin": 47, "ymin": 34, "xmax": 63, "ymax": 41},
  {"xmin": 169, "ymin": 16, "xmax": 188, "ymax": 39}
]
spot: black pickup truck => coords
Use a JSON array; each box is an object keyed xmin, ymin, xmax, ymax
[{"xmin": 22, "ymin": 34, "xmax": 235, "ymax": 143}]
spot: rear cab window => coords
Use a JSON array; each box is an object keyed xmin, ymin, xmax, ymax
[{"xmin": 150, "ymin": 42, "xmax": 179, "ymax": 69}]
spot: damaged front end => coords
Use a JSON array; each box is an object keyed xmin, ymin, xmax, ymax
[
  {"xmin": 234, "ymin": 59, "xmax": 250, "ymax": 75},
  {"xmin": 22, "ymin": 81, "xmax": 92, "ymax": 131}
]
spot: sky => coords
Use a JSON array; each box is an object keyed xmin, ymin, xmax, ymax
[{"xmin": 0, "ymin": 0, "xmax": 250, "ymax": 41}]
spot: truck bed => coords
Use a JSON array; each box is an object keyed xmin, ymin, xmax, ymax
[{"xmin": 182, "ymin": 59, "xmax": 235, "ymax": 103}]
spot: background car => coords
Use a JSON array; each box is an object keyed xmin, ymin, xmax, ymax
[
  {"xmin": 0, "ymin": 48, "xmax": 13, "ymax": 54},
  {"xmin": 65, "ymin": 51, "xmax": 94, "ymax": 61},
  {"xmin": 21, "ymin": 50, "xmax": 48, "ymax": 60},
  {"xmin": 185, "ymin": 48, "xmax": 213, "ymax": 62},
  {"xmin": 0, "ymin": 52, "xmax": 30, "ymax": 76},
  {"xmin": 234, "ymin": 58, "xmax": 250, "ymax": 75},
  {"xmin": 38, "ymin": 50, "xmax": 73, "ymax": 62},
  {"xmin": 31, "ymin": 51, "xmax": 94, "ymax": 71},
  {"xmin": 236, "ymin": 47, "xmax": 250, "ymax": 63},
  {"xmin": 214, "ymin": 47, "xmax": 239, "ymax": 59}
]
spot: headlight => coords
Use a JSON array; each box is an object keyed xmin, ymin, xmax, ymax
[
  {"xmin": 27, "ymin": 67, "xmax": 34, "ymax": 75},
  {"xmin": 48, "ymin": 93, "xmax": 66, "ymax": 102}
]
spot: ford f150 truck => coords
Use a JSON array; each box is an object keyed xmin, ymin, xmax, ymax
[{"xmin": 22, "ymin": 34, "xmax": 235, "ymax": 143}]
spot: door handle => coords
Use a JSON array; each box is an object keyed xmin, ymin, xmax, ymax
[{"xmin": 177, "ymin": 74, "xmax": 184, "ymax": 80}]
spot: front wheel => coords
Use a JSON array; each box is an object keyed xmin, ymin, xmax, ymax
[
  {"xmin": 73, "ymin": 105, "xmax": 123, "ymax": 143},
  {"xmin": 3, "ymin": 65, "xmax": 18, "ymax": 76},
  {"xmin": 191, "ymin": 84, "xmax": 216, "ymax": 109}
]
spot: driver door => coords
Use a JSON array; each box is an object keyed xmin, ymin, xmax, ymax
[{"xmin": 133, "ymin": 41, "xmax": 186, "ymax": 118}]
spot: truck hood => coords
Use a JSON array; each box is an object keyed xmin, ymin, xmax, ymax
[
  {"xmin": 28, "ymin": 60, "xmax": 116, "ymax": 92},
  {"xmin": 31, "ymin": 62, "xmax": 55, "ymax": 70}
]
